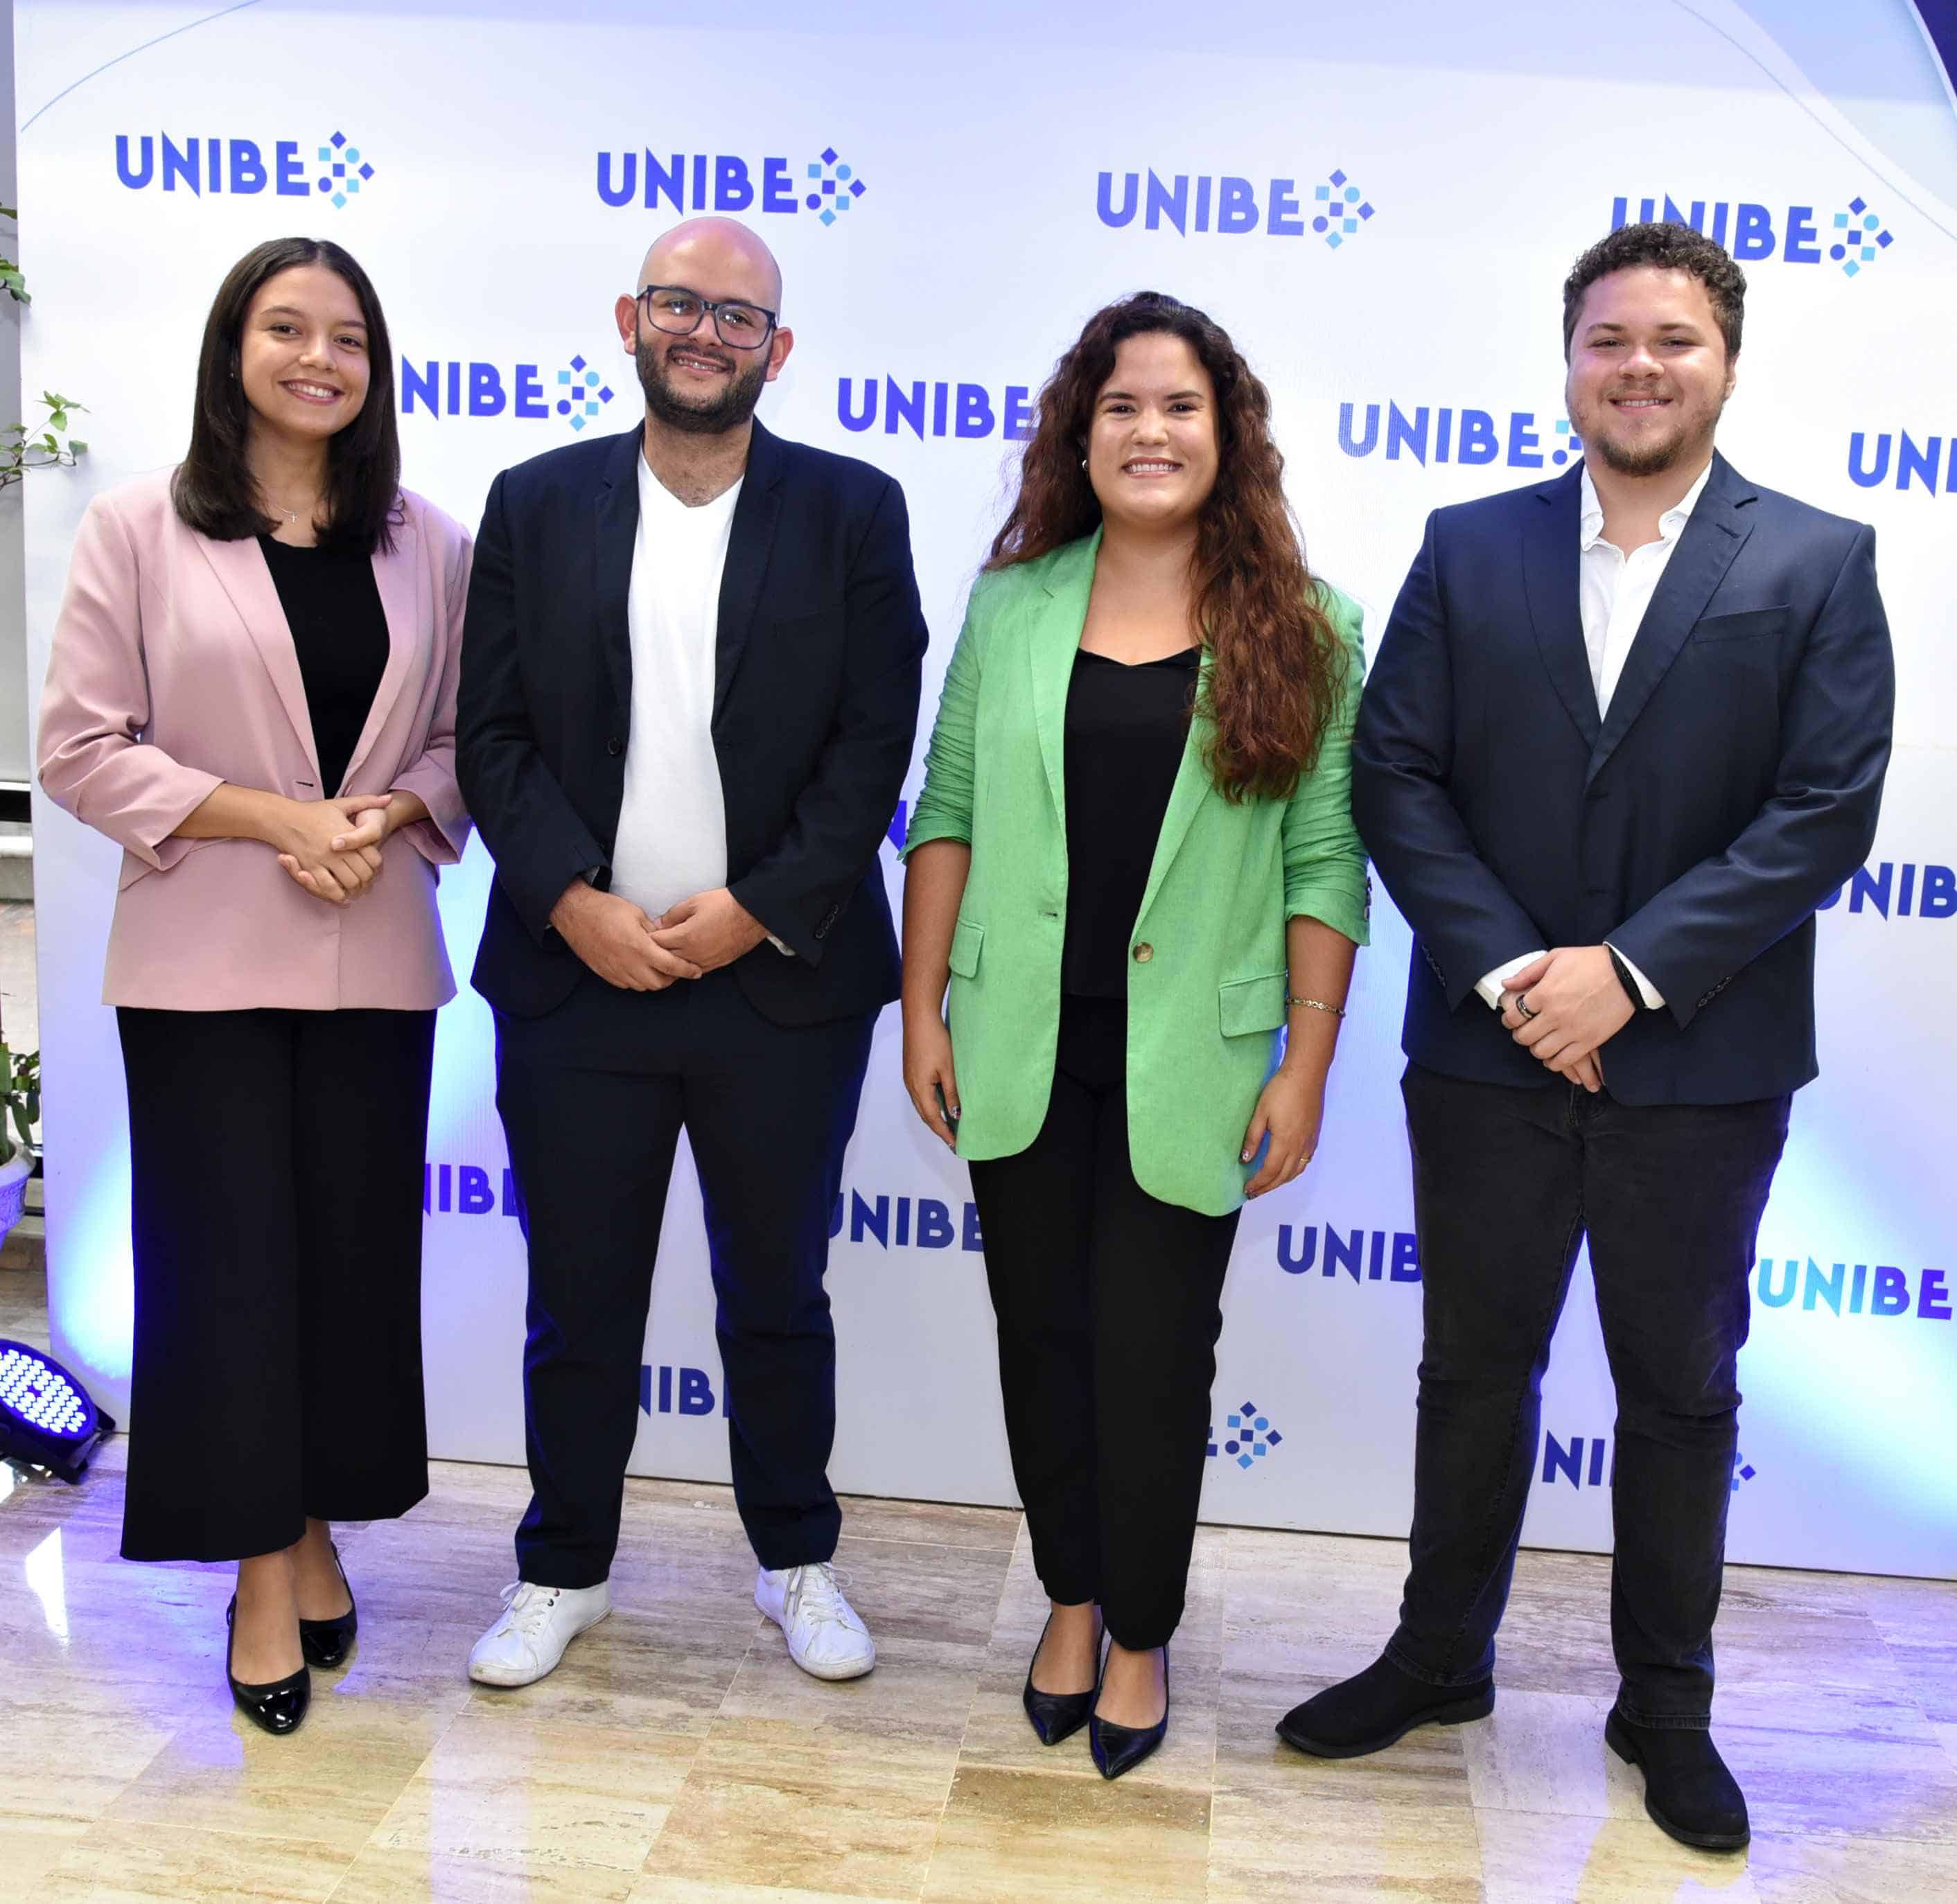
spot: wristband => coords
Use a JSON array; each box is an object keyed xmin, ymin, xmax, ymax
[{"xmin": 1606, "ymin": 948, "xmax": 1647, "ymax": 1011}]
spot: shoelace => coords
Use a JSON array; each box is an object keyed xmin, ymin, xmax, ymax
[
  {"xmin": 495, "ymin": 1580, "xmax": 563, "ymax": 1644},
  {"xmin": 785, "ymin": 1562, "xmax": 856, "ymax": 1628}
]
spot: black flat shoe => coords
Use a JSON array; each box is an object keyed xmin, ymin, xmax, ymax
[
  {"xmin": 1089, "ymin": 1646, "xmax": 1168, "ymax": 1781},
  {"xmin": 1276, "ymin": 1652, "xmax": 1493, "ymax": 1758},
  {"xmin": 225, "ymin": 1598, "xmax": 310, "ymax": 1736},
  {"xmin": 298, "ymin": 1542, "xmax": 358, "ymax": 1670},
  {"xmin": 1605, "ymin": 1709, "xmax": 1750, "ymax": 1851},
  {"xmin": 1021, "ymin": 1610, "xmax": 1103, "ymax": 1747}
]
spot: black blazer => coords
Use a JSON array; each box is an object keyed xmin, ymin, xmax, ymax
[
  {"xmin": 1352, "ymin": 453, "xmax": 1894, "ymax": 1104},
  {"xmin": 457, "ymin": 420, "xmax": 927, "ymax": 1026}
]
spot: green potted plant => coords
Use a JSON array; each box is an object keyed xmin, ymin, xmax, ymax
[{"xmin": 0, "ymin": 1044, "xmax": 40, "ymax": 1241}]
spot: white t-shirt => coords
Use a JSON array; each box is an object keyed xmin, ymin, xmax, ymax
[{"xmin": 606, "ymin": 453, "xmax": 743, "ymax": 923}]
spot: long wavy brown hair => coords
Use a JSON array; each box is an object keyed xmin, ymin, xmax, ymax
[{"xmin": 989, "ymin": 292, "xmax": 1344, "ymax": 801}]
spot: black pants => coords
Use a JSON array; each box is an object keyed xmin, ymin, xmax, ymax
[
  {"xmin": 116, "ymin": 1006, "xmax": 437, "ymax": 1563},
  {"xmin": 967, "ymin": 994, "xmax": 1240, "ymax": 1650},
  {"xmin": 1387, "ymin": 1063, "xmax": 1790, "ymax": 1726},
  {"xmin": 494, "ymin": 967, "xmax": 875, "ymax": 1587}
]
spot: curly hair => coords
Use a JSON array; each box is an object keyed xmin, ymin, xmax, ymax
[
  {"xmin": 988, "ymin": 292, "xmax": 1344, "ymax": 802},
  {"xmin": 1562, "ymin": 221, "xmax": 1746, "ymax": 361}
]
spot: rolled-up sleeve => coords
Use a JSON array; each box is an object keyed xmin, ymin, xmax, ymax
[
  {"xmin": 392, "ymin": 518, "xmax": 474, "ymax": 867},
  {"xmin": 37, "ymin": 494, "xmax": 223, "ymax": 870},
  {"xmin": 1281, "ymin": 591, "xmax": 1371, "ymax": 946},
  {"xmin": 902, "ymin": 574, "xmax": 992, "ymax": 857}
]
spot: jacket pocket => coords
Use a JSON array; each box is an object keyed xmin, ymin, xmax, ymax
[
  {"xmin": 1219, "ymin": 971, "xmax": 1288, "ymax": 1037},
  {"xmin": 949, "ymin": 917, "xmax": 985, "ymax": 979},
  {"xmin": 1693, "ymin": 606, "xmax": 1789, "ymax": 644}
]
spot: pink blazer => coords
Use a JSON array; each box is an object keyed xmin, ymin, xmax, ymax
[{"xmin": 38, "ymin": 470, "xmax": 473, "ymax": 1010}]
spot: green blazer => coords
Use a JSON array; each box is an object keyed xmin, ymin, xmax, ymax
[{"xmin": 904, "ymin": 531, "xmax": 1370, "ymax": 1216}]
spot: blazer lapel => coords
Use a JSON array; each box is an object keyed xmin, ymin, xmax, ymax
[
  {"xmin": 1586, "ymin": 452, "xmax": 1756, "ymax": 786},
  {"xmin": 195, "ymin": 534, "xmax": 322, "ymax": 786},
  {"xmin": 1136, "ymin": 652, "xmax": 1216, "ymax": 923},
  {"xmin": 594, "ymin": 425, "xmax": 642, "ymax": 722},
  {"xmin": 1522, "ymin": 466, "xmax": 1601, "ymax": 751},
  {"xmin": 337, "ymin": 507, "xmax": 420, "ymax": 793},
  {"xmin": 713, "ymin": 419, "xmax": 787, "ymax": 723},
  {"xmin": 1030, "ymin": 530, "xmax": 1100, "ymax": 825}
]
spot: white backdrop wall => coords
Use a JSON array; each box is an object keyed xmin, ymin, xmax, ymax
[{"xmin": 18, "ymin": 0, "xmax": 1957, "ymax": 1578}]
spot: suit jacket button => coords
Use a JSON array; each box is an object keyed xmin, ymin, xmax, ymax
[
  {"xmin": 1133, "ymin": 942, "xmax": 1154, "ymax": 964},
  {"xmin": 606, "ymin": 735, "xmax": 623, "ymax": 756}
]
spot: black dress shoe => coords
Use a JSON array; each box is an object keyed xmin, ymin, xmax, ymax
[
  {"xmin": 1089, "ymin": 1646, "xmax": 1168, "ymax": 1781},
  {"xmin": 1022, "ymin": 1611, "xmax": 1103, "ymax": 1747},
  {"xmin": 1605, "ymin": 1709, "xmax": 1750, "ymax": 1851},
  {"xmin": 225, "ymin": 1598, "xmax": 310, "ymax": 1736},
  {"xmin": 298, "ymin": 1543, "xmax": 358, "ymax": 1670},
  {"xmin": 1276, "ymin": 1652, "xmax": 1493, "ymax": 1758}
]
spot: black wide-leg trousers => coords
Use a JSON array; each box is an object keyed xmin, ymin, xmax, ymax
[
  {"xmin": 116, "ymin": 1005, "xmax": 437, "ymax": 1563},
  {"xmin": 1387, "ymin": 1063, "xmax": 1790, "ymax": 1726},
  {"xmin": 967, "ymin": 995, "xmax": 1240, "ymax": 1651},
  {"xmin": 493, "ymin": 967, "xmax": 875, "ymax": 1588}
]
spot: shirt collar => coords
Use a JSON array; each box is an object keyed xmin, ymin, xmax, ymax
[{"xmin": 1579, "ymin": 457, "xmax": 1714, "ymax": 552}]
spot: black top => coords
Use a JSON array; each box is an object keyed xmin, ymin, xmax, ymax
[
  {"xmin": 257, "ymin": 536, "xmax": 389, "ymax": 797},
  {"xmin": 1060, "ymin": 645, "xmax": 1201, "ymax": 998}
]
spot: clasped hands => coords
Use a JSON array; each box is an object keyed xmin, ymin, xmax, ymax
[
  {"xmin": 274, "ymin": 793, "xmax": 408, "ymax": 906},
  {"xmin": 548, "ymin": 881, "xmax": 767, "ymax": 991},
  {"xmin": 1498, "ymin": 945, "xmax": 1636, "ymax": 1094}
]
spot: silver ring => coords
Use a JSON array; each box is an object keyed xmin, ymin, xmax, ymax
[{"xmin": 1516, "ymin": 995, "xmax": 1538, "ymax": 1021}]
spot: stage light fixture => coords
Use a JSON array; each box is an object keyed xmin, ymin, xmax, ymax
[{"xmin": 0, "ymin": 1339, "xmax": 115, "ymax": 1483}]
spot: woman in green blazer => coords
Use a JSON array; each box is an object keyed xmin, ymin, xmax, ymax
[{"xmin": 902, "ymin": 292, "xmax": 1369, "ymax": 1779}]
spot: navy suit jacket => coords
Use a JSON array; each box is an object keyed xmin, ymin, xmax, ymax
[
  {"xmin": 457, "ymin": 419, "xmax": 927, "ymax": 1026},
  {"xmin": 1351, "ymin": 453, "xmax": 1894, "ymax": 1104}
]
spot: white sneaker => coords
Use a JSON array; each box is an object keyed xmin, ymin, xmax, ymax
[
  {"xmin": 467, "ymin": 1580, "xmax": 611, "ymax": 1687},
  {"xmin": 755, "ymin": 1562, "xmax": 877, "ymax": 1681}
]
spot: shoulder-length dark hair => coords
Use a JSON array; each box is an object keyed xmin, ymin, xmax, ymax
[
  {"xmin": 989, "ymin": 291, "xmax": 1344, "ymax": 802},
  {"xmin": 172, "ymin": 236, "xmax": 400, "ymax": 554}
]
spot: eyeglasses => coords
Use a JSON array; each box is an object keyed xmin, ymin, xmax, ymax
[{"xmin": 635, "ymin": 283, "xmax": 777, "ymax": 351}]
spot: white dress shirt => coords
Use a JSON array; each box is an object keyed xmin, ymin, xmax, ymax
[
  {"xmin": 1473, "ymin": 459, "xmax": 1714, "ymax": 1013},
  {"xmin": 606, "ymin": 455, "xmax": 741, "ymax": 922}
]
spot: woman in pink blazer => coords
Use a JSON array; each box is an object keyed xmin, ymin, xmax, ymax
[{"xmin": 38, "ymin": 236, "xmax": 471, "ymax": 1736}]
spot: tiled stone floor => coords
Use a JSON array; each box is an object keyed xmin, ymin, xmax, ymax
[{"xmin": 3, "ymin": 1269, "xmax": 1954, "ymax": 1903}]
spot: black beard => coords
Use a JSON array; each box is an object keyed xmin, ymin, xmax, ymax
[
  {"xmin": 636, "ymin": 333, "xmax": 769, "ymax": 435},
  {"xmin": 1589, "ymin": 431, "xmax": 1690, "ymax": 477}
]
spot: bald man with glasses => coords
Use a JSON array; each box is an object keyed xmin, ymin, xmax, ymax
[{"xmin": 457, "ymin": 216, "xmax": 927, "ymax": 1688}]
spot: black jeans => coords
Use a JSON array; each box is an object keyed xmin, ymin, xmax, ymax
[
  {"xmin": 967, "ymin": 994, "xmax": 1240, "ymax": 1650},
  {"xmin": 495, "ymin": 967, "xmax": 875, "ymax": 1587},
  {"xmin": 116, "ymin": 1006, "xmax": 437, "ymax": 1562},
  {"xmin": 1387, "ymin": 1064, "xmax": 1790, "ymax": 1726}
]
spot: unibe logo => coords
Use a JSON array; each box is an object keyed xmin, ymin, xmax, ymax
[
  {"xmin": 837, "ymin": 378, "xmax": 1036, "ymax": 443},
  {"xmin": 596, "ymin": 146, "xmax": 866, "ymax": 226},
  {"xmin": 1338, "ymin": 402, "xmax": 1579, "ymax": 473},
  {"xmin": 401, "ymin": 353, "xmax": 617, "ymax": 431},
  {"xmin": 1539, "ymin": 1434, "xmax": 1757, "ymax": 1495},
  {"xmin": 423, "ymin": 1163, "xmax": 520, "ymax": 1217},
  {"xmin": 1847, "ymin": 433, "xmax": 1955, "ymax": 498},
  {"xmin": 1818, "ymin": 861, "xmax": 1956, "ymax": 921},
  {"xmin": 1609, "ymin": 194, "xmax": 1892, "ymax": 274},
  {"xmin": 1276, "ymin": 1221, "xmax": 1422, "ymax": 1284},
  {"xmin": 639, "ymin": 1364, "xmax": 731, "ymax": 1419},
  {"xmin": 1096, "ymin": 165, "xmax": 1376, "ymax": 244},
  {"xmin": 1757, "ymin": 1257, "xmax": 1952, "ymax": 1323},
  {"xmin": 830, "ymin": 1188, "xmax": 985, "ymax": 1253},
  {"xmin": 114, "ymin": 130, "xmax": 375, "ymax": 206},
  {"xmin": 1208, "ymin": 1400, "xmax": 1284, "ymax": 1470}
]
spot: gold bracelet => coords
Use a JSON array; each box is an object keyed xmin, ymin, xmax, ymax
[{"xmin": 1287, "ymin": 995, "xmax": 1345, "ymax": 1017}]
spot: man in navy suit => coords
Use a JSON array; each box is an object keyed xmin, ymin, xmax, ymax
[
  {"xmin": 1278, "ymin": 223, "xmax": 1893, "ymax": 1851},
  {"xmin": 457, "ymin": 218, "xmax": 925, "ymax": 1691}
]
